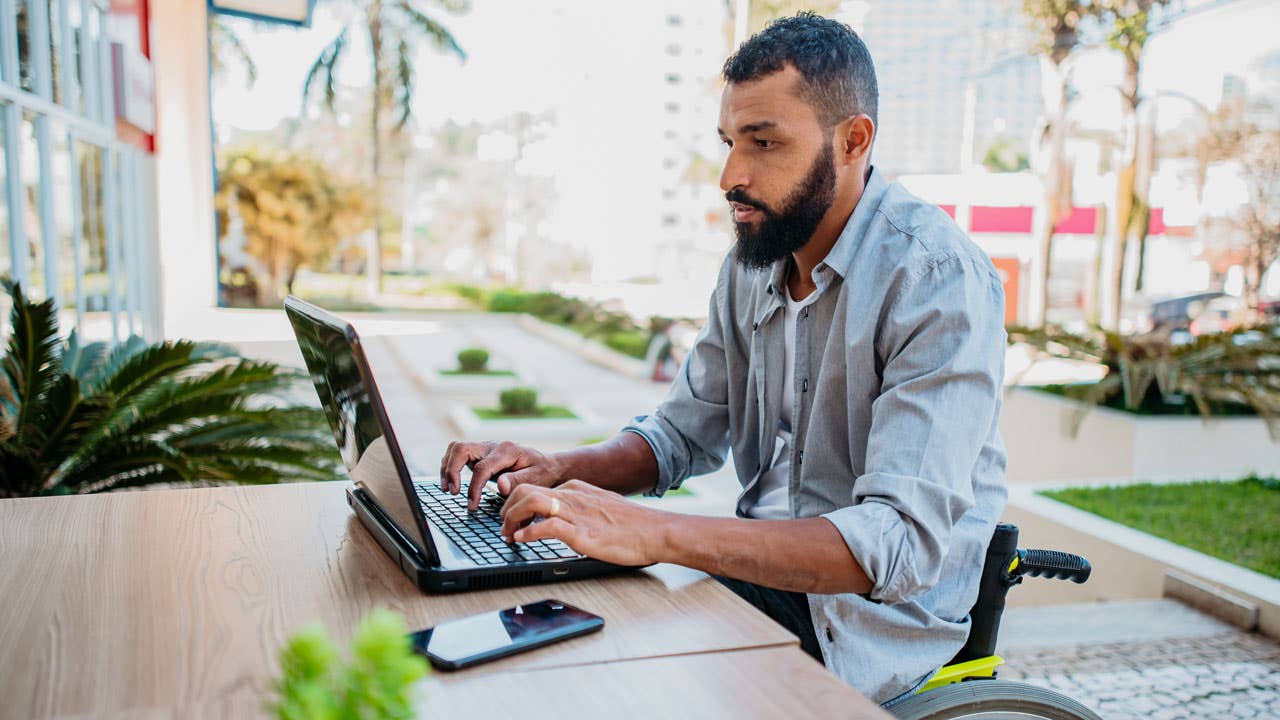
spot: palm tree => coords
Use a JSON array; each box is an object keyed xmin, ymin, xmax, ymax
[
  {"xmin": 0, "ymin": 281, "xmax": 340, "ymax": 497},
  {"xmin": 302, "ymin": 0, "xmax": 468, "ymax": 295},
  {"xmin": 1022, "ymin": 0, "xmax": 1089, "ymax": 327},
  {"xmin": 209, "ymin": 17, "xmax": 259, "ymax": 87}
]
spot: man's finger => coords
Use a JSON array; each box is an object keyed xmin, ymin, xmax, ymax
[
  {"xmin": 495, "ymin": 466, "xmax": 542, "ymax": 496},
  {"xmin": 513, "ymin": 516, "xmax": 579, "ymax": 548},
  {"xmin": 469, "ymin": 448, "xmax": 518, "ymax": 509},
  {"xmin": 443, "ymin": 442, "xmax": 485, "ymax": 495},
  {"xmin": 499, "ymin": 488, "xmax": 556, "ymax": 540},
  {"xmin": 439, "ymin": 442, "xmax": 456, "ymax": 490}
]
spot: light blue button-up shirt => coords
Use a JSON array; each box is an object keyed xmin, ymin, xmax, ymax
[{"xmin": 621, "ymin": 167, "xmax": 1008, "ymax": 703}]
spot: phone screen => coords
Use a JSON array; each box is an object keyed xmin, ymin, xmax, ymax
[{"xmin": 410, "ymin": 599, "xmax": 603, "ymax": 669}]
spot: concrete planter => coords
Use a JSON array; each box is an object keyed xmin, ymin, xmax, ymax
[
  {"xmin": 448, "ymin": 403, "xmax": 610, "ymax": 442},
  {"xmin": 423, "ymin": 369, "xmax": 527, "ymax": 396},
  {"xmin": 1000, "ymin": 385, "xmax": 1280, "ymax": 484},
  {"xmin": 1003, "ymin": 485, "xmax": 1280, "ymax": 639},
  {"xmin": 515, "ymin": 314, "xmax": 651, "ymax": 381}
]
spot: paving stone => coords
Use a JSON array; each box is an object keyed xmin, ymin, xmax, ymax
[{"xmin": 1001, "ymin": 626, "xmax": 1280, "ymax": 720}]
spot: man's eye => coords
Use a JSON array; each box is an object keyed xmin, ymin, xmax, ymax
[
  {"xmin": 755, "ymin": 139, "xmax": 772, "ymax": 149},
  {"xmin": 722, "ymin": 138, "xmax": 733, "ymax": 148}
]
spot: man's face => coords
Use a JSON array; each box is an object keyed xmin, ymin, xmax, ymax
[{"xmin": 718, "ymin": 65, "xmax": 838, "ymax": 271}]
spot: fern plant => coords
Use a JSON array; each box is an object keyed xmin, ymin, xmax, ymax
[
  {"xmin": 0, "ymin": 281, "xmax": 340, "ymax": 498},
  {"xmin": 1008, "ymin": 323, "xmax": 1280, "ymax": 438}
]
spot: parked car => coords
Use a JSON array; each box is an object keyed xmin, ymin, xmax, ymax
[{"xmin": 1149, "ymin": 291, "xmax": 1224, "ymax": 332}]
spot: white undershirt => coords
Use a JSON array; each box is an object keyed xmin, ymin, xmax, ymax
[{"xmin": 748, "ymin": 283, "xmax": 816, "ymax": 520}]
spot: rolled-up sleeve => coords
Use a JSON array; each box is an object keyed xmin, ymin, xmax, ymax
[
  {"xmin": 823, "ymin": 254, "xmax": 1005, "ymax": 604},
  {"xmin": 622, "ymin": 259, "xmax": 736, "ymax": 497}
]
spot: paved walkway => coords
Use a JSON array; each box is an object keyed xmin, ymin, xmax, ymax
[{"xmin": 999, "ymin": 600, "xmax": 1280, "ymax": 719}]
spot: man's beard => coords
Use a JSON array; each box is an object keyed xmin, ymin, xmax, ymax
[{"xmin": 728, "ymin": 143, "xmax": 837, "ymax": 272}]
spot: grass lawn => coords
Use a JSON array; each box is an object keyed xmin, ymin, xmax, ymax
[
  {"xmin": 1042, "ymin": 477, "xmax": 1280, "ymax": 579},
  {"xmin": 472, "ymin": 405, "xmax": 578, "ymax": 420},
  {"xmin": 439, "ymin": 369, "xmax": 517, "ymax": 377}
]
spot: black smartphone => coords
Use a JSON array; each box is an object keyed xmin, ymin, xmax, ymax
[{"xmin": 409, "ymin": 599, "xmax": 604, "ymax": 670}]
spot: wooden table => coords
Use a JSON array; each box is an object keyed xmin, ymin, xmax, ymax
[{"xmin": 0, "ymin": 482, "xmax": 890, "ymax": 719}]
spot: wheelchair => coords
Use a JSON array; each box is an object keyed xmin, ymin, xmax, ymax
[{"xmin": 885, "ymin": 523, "xmax": 1102, "ymax": 720}]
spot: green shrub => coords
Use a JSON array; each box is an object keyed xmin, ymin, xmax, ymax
[
  {"xmin": 456, "ymin": 348, "xmax": 490, "ymax": 373},
  {"xmin": 486, "ymin": 288, "xmax": 648, "ymax": 349},
  {"xmin": 499, "ymin": 386, "xmax": 539, "ymax": 416},
  {"xmin": 486, "ymin": 289, "xmax": 533, "ymax": 313},
  {"xmin": 445, "ymin": 282, "xmax": 488, "ymax": 306},
  {"xmin": 604, "ymin": 330, "xmax": 651, "ymax": 359},
  {"xmin": 268, "ymin": 608, "xmax": 428, "ymax": 720}
]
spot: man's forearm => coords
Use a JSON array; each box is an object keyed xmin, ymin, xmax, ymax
[
  {"xmin": 550, "ymin": 432, "xmax": 659, "ymax": 496},
  {"xmin": 658, "ymin": 514, "xmax": 873, "ymax": 595}
]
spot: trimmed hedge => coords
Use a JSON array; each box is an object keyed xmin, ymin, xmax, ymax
[
  {"xmin": 457, "ymin": 348, "xmax": 490, "ymax": 373},
  {"xmin": 499, "ymin": 387, "xmax": 539, "ymax": 416}
]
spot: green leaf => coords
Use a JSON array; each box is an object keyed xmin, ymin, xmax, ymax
[
  {"xmin": 339, "ymin": 609, "xmax": 429, "ymax": 719},
  {"xmin": 268, "ymin": 611, "xmax": 427, "ymax": 720},
  {"xmin": 61, "ymin": 329, "xmax": 109, "ymax": 382},
  {"xmin": 2, "ymin": 282, "xmax": 64, "ymax": 446}
]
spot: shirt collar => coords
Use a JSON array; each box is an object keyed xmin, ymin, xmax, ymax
[{"xmin": 818, "ymin": 165, "xmax": 889, "ymax": 281}]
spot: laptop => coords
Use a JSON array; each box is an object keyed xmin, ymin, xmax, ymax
[{"xmin": 284, "ymin": 296, "xmax": 632, "ymax": 593}]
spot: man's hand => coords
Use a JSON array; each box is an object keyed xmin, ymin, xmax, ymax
[
  {"xmin": 439, "ymin": 440, "xmax": 565, "ymax": 510},
  {"xmin": 499, "ymin": 480, "xmax": 664, "ymax": 567}
]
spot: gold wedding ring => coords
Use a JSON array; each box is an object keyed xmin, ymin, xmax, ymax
[{"xmin": 548, "ymin": 497, "xmax": 561, "ymax": 518}]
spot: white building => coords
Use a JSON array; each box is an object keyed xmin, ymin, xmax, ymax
[{"xmin": 851, "ymin": 0, "xmax": 1041, "ymax": 178}]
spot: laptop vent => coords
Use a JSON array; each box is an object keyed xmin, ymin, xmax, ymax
[{"xmin": 468, "ymin": 570, "xmax": 541, "ymax": 591}]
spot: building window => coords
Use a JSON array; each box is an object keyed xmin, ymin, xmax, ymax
[
  {"xmin": 661, "ymin": 214, "xmax": 679, "ymax": 227},
  {"xmin": 665, "ymin": 73, "xmax": 681, "ymax": 85},
  {"xmin": 0, "ymin": 0, "xmax": 153, "ymax": 341},
  {"xmin": 666, "ymin": 15, "xmax": 682, "ymax": 27}
]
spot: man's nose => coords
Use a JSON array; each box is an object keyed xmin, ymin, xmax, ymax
[{"xmin": 719, "ymin": 150, "xmax": 748, "ymax": 194}]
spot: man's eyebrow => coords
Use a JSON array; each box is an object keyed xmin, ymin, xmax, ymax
[{"xmin": 717, "ymin": 121, "xmax": 780, "ymax": 138}]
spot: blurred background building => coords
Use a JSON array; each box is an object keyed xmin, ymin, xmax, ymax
[{"xmin": 0, "ymin": 0, "xmax": 1277, "ymax": 341}]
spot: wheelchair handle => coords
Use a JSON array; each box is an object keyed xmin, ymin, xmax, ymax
[{"xmin": 1010, "ymin": 549, "xmax": 1091, "ymax": 584}]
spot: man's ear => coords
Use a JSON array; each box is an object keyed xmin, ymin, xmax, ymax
[{"xmin": 837, "ymin": 114, "xmax": 874, "ymax": 166}]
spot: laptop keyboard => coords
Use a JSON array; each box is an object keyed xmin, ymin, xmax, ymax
[{"xmin": 415, "ymin": 482, "xmax": 583, "ymax": 566}]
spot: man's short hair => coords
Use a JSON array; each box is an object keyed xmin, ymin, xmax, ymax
[{"xmin": 722, "ymin": 12, "xmax": 878, "ymax": 132}]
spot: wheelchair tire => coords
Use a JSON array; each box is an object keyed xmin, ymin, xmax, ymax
[{"xmin": 885, "ymin": 680, "xmax": 1103, "ymax": 720}]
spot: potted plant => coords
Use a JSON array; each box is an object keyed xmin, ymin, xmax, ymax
[
  {"xmin": 0, "ymin": 281, "xmax": 340, "ymax": 498},
  {"xmin": 426, "ymin": 347, "xmax": 522, "ymax": 395},
  {"xmin": 449, "ymin": 386, "xmax": 603, "ymax": 442},
  {"xmin": 1002, "ymin": 324, "xmax": 1280, "ymax": 484}
]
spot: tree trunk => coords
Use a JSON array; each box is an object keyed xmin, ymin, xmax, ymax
[
  {"xmin": 1109, "ymin": 54, "xmax": 1142, "ymax": 331},
  {"xmin": 367, "ymin": 6, "xmax": 384, "ymax": 298},
  {"xmin": 1036, "ymin": 69, "xmax": 1071, "ymax": 327}
]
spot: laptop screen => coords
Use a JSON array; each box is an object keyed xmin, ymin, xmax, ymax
[{"xmin": 286, "ymin": 300, "xmax": 431, "ymax": 555}]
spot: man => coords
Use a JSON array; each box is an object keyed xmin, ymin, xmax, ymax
[{"xmin": 439, "ymin": 13, "xmax": 1007, "ymax": 705}]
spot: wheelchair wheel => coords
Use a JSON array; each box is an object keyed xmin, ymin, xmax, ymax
[{"xmin": 886, "ymin": 680, "xmax": 1102, "ymax": 720}]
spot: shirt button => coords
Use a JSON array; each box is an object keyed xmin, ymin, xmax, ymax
[
  {"xmin": 825, "ymin": 627, "xmax": 834, "ymax": 642},
  {"xmin": 752, "ymin": 322, "xmax": 759, "ymax": 332}
]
